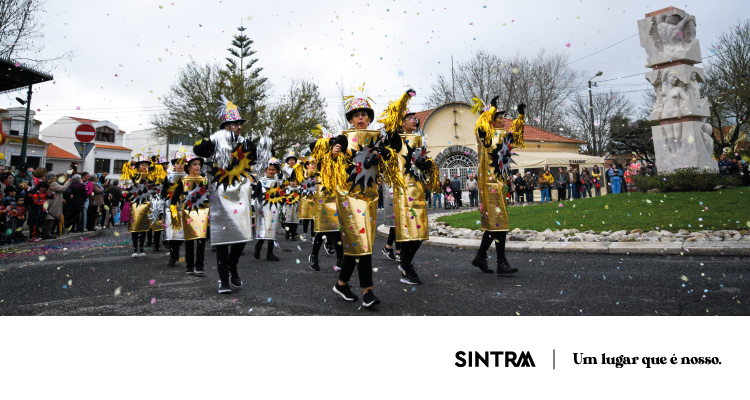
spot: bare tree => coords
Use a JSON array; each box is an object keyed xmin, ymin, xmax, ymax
[
  {"xmin": 426, "ymin": 50, "xmax": 583, "ymax": 131},
  {"xmin": 335, "ymin": 80, "xmax": 350, "ymax": 130},
  {"xmin": 265, "ymin": 80, "xmax": 330, "ymax": 155},
  {"xmin": 566, "ymin": 90, "xmax": 634, "ymax": 156},
  {"xmin": 0, "ymin": 0, "xmax": 72, "ymax": 64},
  {"xmin": 702, "ymin": 19, "xmax": 750, "ymax": 157}
]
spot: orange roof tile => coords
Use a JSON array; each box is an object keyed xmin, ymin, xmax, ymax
[
  {"xmin": 47, "ymin": 143, "xmax": 80, "ymax": 160},
  {"xmin": 95, "ymin": 144, "xmax": 132, "ymax": 151},
  {"xmin": 68, "ymin": 116, "xmax": 99, "ymax": 124}
]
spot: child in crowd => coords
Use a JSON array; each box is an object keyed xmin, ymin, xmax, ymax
[
  {"xmin": 28, "ymin": 181, "xmax": 50, "ymax": 242},
  {"xmin": 283, "ymin": 175, "xmax": 301, "ymax": 241},
  {"xmin": 446, "ymin": 193, "xmax": 456, "ymax": 209}
]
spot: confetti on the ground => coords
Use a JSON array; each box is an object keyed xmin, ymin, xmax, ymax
[
  {"xmin": 149, "ymin": 279, "xmax": 156, "ymax": 285},
  {"xmin": 150, "ymin": 297, "xmax": 157, "ymax": 305}
]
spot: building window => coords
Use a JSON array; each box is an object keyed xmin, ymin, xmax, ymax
[
  {"xmin": 94, "ymin": 158, "xmax": 111, "ymax": 174},
  {"xmin": 10, "ymin": 130, "xmax": 19, "ymax": 136},
  {"xmin": 96, "ymin": 126, "xmax": 115, "ymax": 143},
  {"xmin": 45, "ymin": 163, "xmax": 53, "ymax": 172},
  {"xmin": 113, "ymin": 159, "xmax": 129, "ymax": 173}
]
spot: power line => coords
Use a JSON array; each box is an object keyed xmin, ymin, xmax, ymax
[{"xmin": 566, "ymin": 33, "xmax": 639, "ymax": 65}]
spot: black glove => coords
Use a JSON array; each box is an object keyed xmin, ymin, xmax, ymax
[
  {"xmin": 333, "ymin": 135, "xmax": 348, "ymax": 154},
  {"xmin": 517, "ymin": 103, "xmax": 526, "ymax": 115}
]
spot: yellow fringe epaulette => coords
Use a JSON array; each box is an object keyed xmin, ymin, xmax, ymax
[
  {"xmin": 148, "ymin": 164, "xmax": 167, "ymax": 183},
  {"xmin": 380, "ymin": 147, "xmax": 405, "ymax": 190},
  {"xmin": 426, "ymin": 160, "xmax": 442, "ymax": 193},
  {"xmin": 310, "ymin": 137, "xmax": 331, "ymax": 165},
  {"xmin": 472, "ymin": 97, "xmax": 496, "ymax": 148},
  {"xmin": 169, "ymin": 204, "xmax": 181, "ymax": 232},
  {"xmin": 120, "ymin": 162, "xmax": 138, "ymax": 182},
  {"xmin": 319, "ymin": 151, "xmax": 348, "ymax": 193},
  {"xmin": 510, "ymin": 113, "xmax": 526, "ymax": 149},
  {"xmin": 378, "ymin": 91, "xmax": 413, "ymax": 133},
  {"xmin": 292, "ymin": 163, "xmax": 305, "ymax": 184}
]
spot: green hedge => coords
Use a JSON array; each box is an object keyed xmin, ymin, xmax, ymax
[{"xmin": 631, "ymin": 168, "xmax": 740, "ymax": 192}]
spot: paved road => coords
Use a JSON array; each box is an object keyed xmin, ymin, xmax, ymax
[{"xmin": 0, "ymin": 225, "xmax": 747, "ymax": 316}]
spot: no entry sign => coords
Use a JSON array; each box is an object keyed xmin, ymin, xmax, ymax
[{"xmin": 75, "ymin": 123, "xmax": 96, "ymax": 143}]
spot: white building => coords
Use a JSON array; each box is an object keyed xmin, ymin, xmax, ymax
[
  {"xmin": 40, "ymin": 116, "xmax": 131, "ymax": 179},
  {"xmin": 123, "ymin": 128, "xmax": 195, "ymax": 160},
  {"xmin": 0, "ymin": 107, "xmax": 47, "ymax": 169}
]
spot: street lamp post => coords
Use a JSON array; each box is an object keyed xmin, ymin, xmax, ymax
[
  {"xmin": 588, "ymin": 71, "xmax": 603, "ymax": 155},
  {"xmin": 18, "ymin": 85, "xmax": 33, "ymax": 166}
]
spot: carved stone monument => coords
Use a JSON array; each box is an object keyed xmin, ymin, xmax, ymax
[{"xmin": 638, "ymin": 7, "xmax": 718, "ymax": 172}]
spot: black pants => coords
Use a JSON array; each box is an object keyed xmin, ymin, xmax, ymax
[
  {"xmin": 312, "ymin": 232, "xmax": 342, "ymax": 258},
  {"xmin": 185, "ymin": 239, "xmax": 205, "ymax": 268},
  {"xmin": 131, "ymin": 232, "xmax": 146, "ymax": 252},
  {"xmin": 169, "ymin": 240, "xmax": 182, "ymax": 261},
  {"xmin": 398, "ymin": 240, "xmax": 423, "ymax": 267},
  {"xmin": 255, "ymin": 239, "xmax": 276, "ymax": 253},
  {"xmin": 302, "ymin": 220, "xmax": 314, "ymax": 234},
  {"xmin": 216, "ymin": 242, "xmax": 246, "ymax": 284},
  {"xmin": 476, "ymin": 231, "xmax": 507, "ymax": 261},
  {"xmin": 338, "ymin": 254, "xmax": 373, "ymax": 288},
  {"xmin": 386, "ymin": 227, "xmax": 400, "ymax": 252},
  {"xmin": 285, "ymin": 223, "xmax": 298, "ymax": 238}
]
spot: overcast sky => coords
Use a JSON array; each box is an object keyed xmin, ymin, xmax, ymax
[{"xmin": 2, "ymin": 0, "xmax": 747, "ymax": 135}]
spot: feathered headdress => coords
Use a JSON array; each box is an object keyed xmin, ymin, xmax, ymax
[
  {"xmin": 216, "ymin": 95, "xmax": 246, "ymax": 129},
  {"xmin": 472, "ymin": 96, "xmax": 503, "ymax": 148},
  {"xmin": 378, "ymin": 89, "xmax": 416, "ymax": 133}
]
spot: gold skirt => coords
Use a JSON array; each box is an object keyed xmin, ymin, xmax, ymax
[
  {"xmin": 337, "ymin": 191, "xmax": 378, "ymax": 256},
  {"xmin": 181, "ymin": 208, "xmax": 209, "ymax": 240},
  {"xmin": 314, "ymin": 194, "xmax": 339, "ymax": 232},
  {"xmin": 479, "ymin": 181, "xmax": 509, "ymax": 231},
  {"xmin": 393, "ymin": 177, "xmax": 429, "ymax": 242},
  {"xmin": 128, "ymin": 202, "xmax": 164, "ymax": 233},
  {"xmin": 299, "ymin": 195, "xmax": 315, "ymax": 220}
]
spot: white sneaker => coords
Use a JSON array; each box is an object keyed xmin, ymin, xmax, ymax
[
  {"xmin": 139, "ymin": 252, "xmax": 147, "ymax": 257},
  {"xmin": 131, "ymin": 252, "xmax": 139, "ymax": 258}
]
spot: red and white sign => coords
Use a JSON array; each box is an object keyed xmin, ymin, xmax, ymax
[{"xmin": 75, "ymin": 123, "xmax": 96, "ymax": 143}]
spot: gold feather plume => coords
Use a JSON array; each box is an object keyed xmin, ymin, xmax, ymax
[{"xmin": 377, "ymin": 90, "xmax": 414, "ymax": 133}]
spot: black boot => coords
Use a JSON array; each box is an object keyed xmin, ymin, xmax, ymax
[
  {"xmin": 266, "ymin": 242, "xmax": 279, "ymax": 261},
  {"xmin": 254, "ymin": 240, "xmax": 262, "ymax": 259},
  {"xmin": 496, "ymin": 257, "xmax": 518, "ymax": 274},
  {"xmin": 43, "ymin": 220, "xmax": 55, "ymax": 240},
  {"xmin": 471, "ymin": 253, "xmax": 493, "ymax": 273}
]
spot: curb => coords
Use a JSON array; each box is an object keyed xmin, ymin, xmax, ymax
[
  {"xmin": 2, "ymin": 230, "xmax": 101, "ymax": 251},
  {"xmin": 376, "ymin": 225, "xmax": 750, "ymax": 257}
]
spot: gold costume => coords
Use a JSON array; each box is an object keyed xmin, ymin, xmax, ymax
[
  {"xmin": 127, "ymin": 173, "xmax": 165, "ymax": 233},
  {"xmin": 476, "ymin": 113, "xmax": 525, "ymax": 232},
  {"xmin": 313, "ymin": 175, "xmax": 340, "ymax": 233},
  {"xmin": 393, "ymin": 133, "xmax": 429, "ymax": 242},
  {"xmin": 298, "ymin": 167, "xmax": 316, "ymax": 220},
  {"xmin": 173, "ymin": 176, "xmax": 209, "ymax": 240}
]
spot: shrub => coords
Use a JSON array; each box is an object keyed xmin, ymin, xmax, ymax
[{"xmin": 631, "ymin": 168, "xmax": 740, "ymax": 192}]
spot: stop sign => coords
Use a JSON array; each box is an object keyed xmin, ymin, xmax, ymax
[{"xmin": 75, "ymin": 123, "xmax": 96, "ymax": 143}]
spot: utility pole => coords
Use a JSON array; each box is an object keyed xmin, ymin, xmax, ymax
[
  {"xmin": 588, "ymin": 71, "xmax": 603, "ymax": 155},
  {"xmin": 19, "ymin": 85, "xmax": 33, "ymax": 165}
]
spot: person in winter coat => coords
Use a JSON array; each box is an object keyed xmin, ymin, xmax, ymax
[
  {"xmin": 86, "ymin": 181, "xmax": 104, "ymax": 231},
  {"xmin": 67, "ymin": 175, "xmax": 88, "ymax": 233},
  {"xmin": 45, "ymin": 172, "xmax": 72, "ymax": 238}
]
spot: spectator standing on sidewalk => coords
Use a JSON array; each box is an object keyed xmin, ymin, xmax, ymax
[
  {"xmin": 523, "ymin": 172, "xmax": 534, "ymax": 203},
  {"xmin": 591, "ymin": 165, "xmax": 602, "ymax": 196},
  {"xmin": 450, "ymin": 174, "xmax": 462, "ymax": 208},
  {"xmin": 538, "ymin": 168, "xmax": 554, "ymax": 203},
  {"xmin": 45, "ymin": 172, "xmax": 71, "ymax": 238},
  {"xmin": 466, "ymin": 174, "xmax": 478, "ymax": 207},
  {"xmin": 556, "ymin": 167, "xmax": 567, "ymax": 201}
]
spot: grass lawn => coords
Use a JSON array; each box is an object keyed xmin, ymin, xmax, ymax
[{"xmin": 437, "ymin": 187, "xmax": 750, "ymax": 233}]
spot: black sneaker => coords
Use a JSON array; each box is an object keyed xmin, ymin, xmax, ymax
[
  {"xmin": 185, "ymin": 265, "xmax": 195, "ymax": 275},
  {"xmin": 400, "ymin": 268, "xmax": 422, "ymax": 285},
  {"xmin": 266, "ymin": 252, "xmax": 280, "ymax": 262},
  {"xmin": 362, "ymin": 290, "xmax": 381, "ymax": 308},
  {"xmin": 218, "ymin": 282, "xmax": 232, "ymax": 294},
  {"xmin": 309, "ymin": 255, "xmax": 320, "ymax": 271},
  {"xmin": 332, "ymin": 283, "xmax": 358, "ymax": 301},
  {"xmin": 381, "ymin": 247, "xmax": 396, "ymax": 260},
  {"xmin": 194, "ymin": 266, "xmax": 205, "ymax": 276},
  {"xmin": 395, "ymin": 252, "xmax": 401, "ymax": 261},
  {"xmin": 230, "ymin": 275, "xmax": 243, "ymax": 288}
]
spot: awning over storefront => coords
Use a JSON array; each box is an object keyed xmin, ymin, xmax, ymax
[{"xmin": 512, "ymin": 151, "xmax": 606, "ymax": 169}]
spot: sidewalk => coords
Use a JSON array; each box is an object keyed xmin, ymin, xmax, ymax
[
  {"xmin": 1, "ymin": 229, "xmax": 101, "ymax": 251},
  {"xmin": 376, "ymin": 224, "xmax": 750, "ymax": 257}
]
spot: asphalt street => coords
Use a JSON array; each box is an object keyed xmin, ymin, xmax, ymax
[{"xmin": 0, "ymin": 224, "xmax": 748, "ymax": 316}]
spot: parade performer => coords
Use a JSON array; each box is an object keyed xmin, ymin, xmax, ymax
[
  {"xmin": 122, "ymin": 154, "xmax": 167, "ymax": 257},
  {"xmin": 469, "ymin": 96, "xmax": 525, "ymax": 274},
  {"xmin": 307, "ymin": 129, "xmax": 344, "ymax": 272},
  {"xmin": 281, "ymin": 151, "xmax": 299, "ymax": 181},
  {"xmin": 164, "ymin": 149, "xmax": 188, "ymax": 268},
  {"xmin": 323, "ymin": 86, "xmax": 405, "ymax": 308},
  {"xmin": 169, "ymin": 153, "xmax": 209, "ymax": 275},
  {"xmin": 282, "ymin": 164, "xmax": 304, "ymax": 241},
  {"xmin": 253, "ymin": 155, "xmax": 285, "ymax": 262},
  {"xmin": 193, "ymin": 95, "xmax": 258, "ymax": 294},
  {"xmin": 297, "ymin": 157, "xmax": 317, "ymax": 241},
  {"xmin": 144, "ymin": 155, "xmax": 169, "ymax": 251},
  {"xmin": 379, "ymin": 90, "xmax": 440, "ymax": 285}
]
